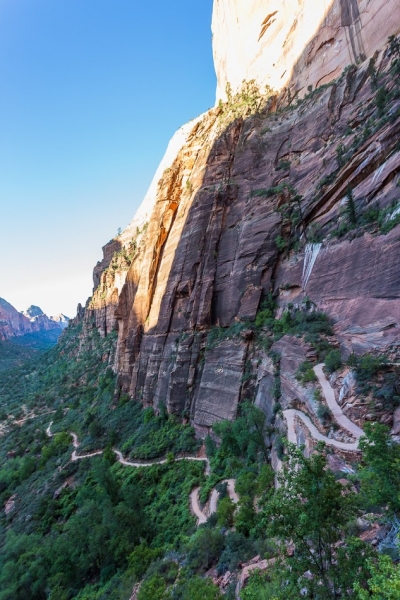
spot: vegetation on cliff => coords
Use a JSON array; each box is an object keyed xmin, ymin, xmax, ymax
[{"xmin": 0, "ymin": 304, "xmax": 399, "ymax": 599}]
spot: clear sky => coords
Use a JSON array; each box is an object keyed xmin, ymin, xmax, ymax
[{"xmin": 0, "ymin": 0, "xmax": 216, "ymax": 317}]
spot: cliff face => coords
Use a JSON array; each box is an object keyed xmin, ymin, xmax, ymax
[
  {"xmin": 212, "ymin": 0, "xmax": 400, "ymax": 100},
  {"xmin": 87, "ymin": 4, "xmax": 400, "ymax": 432},
  {"xmin": 88, "ymin": 116, "xmax": 206, "ymax": 338}
]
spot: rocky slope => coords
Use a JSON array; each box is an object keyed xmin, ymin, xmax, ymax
[
  {"xmin": 212, "ymin": 0, "xmax": 400, "ymax": 101},
  {"xmin": 0, "ymin": 298, "xmax": 68, "ymax": 342},
  {"xmin": 85, "ymin": 5, "xmax": 400, "ymax": 437}
]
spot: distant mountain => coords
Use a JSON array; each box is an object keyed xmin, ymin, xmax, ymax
[
  {"xmin": 0, "ymin": 297, "xmax": 69, "ymax": 345},
  {"xmin": 21, "ymin": 304, "xmax": 70, "ymax": 332},
  {"xmin": 49, "ymin": 313, "xmax": 70, "ymax": 330},
  {"xmin": 22, "ymin": 305, "xmax": 44, "ymax": 319},
  {"xmin": 0, "ymin": 298, "xmax": 32, "ymax": 340}
]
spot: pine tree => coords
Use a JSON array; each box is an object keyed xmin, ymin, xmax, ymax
[{"xmin": 346, "ymin": 186, "xmax": 357, "ymax": 225}]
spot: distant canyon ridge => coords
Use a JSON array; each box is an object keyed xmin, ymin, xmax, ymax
[{"xmin": 0, "ymin": 298, "xmax": 69, "ymax": 343}]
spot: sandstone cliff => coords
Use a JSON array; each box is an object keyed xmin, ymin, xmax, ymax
[
  {"xmin": 212, "ymin": 0, "xmax": 400, "ymax": 100},
  {"xmin": 86, "ymin": 4, "xmax": 400, "ymax": 434}
]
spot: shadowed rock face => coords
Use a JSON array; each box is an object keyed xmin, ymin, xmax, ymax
[
  {"xmin": 86, "ymin": 24, "xmax": 400, "ymax": 429},
  {"xmin": 212, "ymin": 0, "xmax": 400, "ymax": 100}
]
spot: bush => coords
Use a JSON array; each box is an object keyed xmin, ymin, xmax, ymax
[
  {"xmin": 175, "ymin": 577, "xmax": 222, "ymax": 599},
  {"xmin": 128, "ymin": 544, "xmax": 162, "ymax": 580},
  {"xmin": 317, "ymin": 403, "xmax": 332, "ymax": 424},
  {"xmin": 137, "ymin": 574, "xmax": 167, "ymax": 600},
  {"xmin": 349, "ymin": 354, "xmax": 388, "ymax": 394},
  {"xmin": 217, "ymin": 531, "xmax": 255, "ymax": 574},
  {"xmin": 296, "ymin": 361, "xmax": 317, "ymax": 385},
  {"xmin": 216, "ymin": 496, "xmax": 235, "ymax": 527},
  {"xmin": 374, "ymin": 372, "xmax": 400, "ymax": 410},
  {"xmin": 275, "ymin": 235, "xmax": 288, "ymax": 253},
  {"xmin": 187, "ymin": 528, "xmax": 225, "ymax": 572},
  {"xmin": 325, "ymin": 349, "xmax": 342, "ymax": 373}
]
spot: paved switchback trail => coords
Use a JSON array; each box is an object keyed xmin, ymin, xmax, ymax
[
  {"xmin": 45, "ymin": 363, "xmax": 363, "ymax": 526},
  {"xmin": 282, "ymin": 363, "xmax": 364, "ymax": 451},
  {"xmin": 46, "ymin": 422, "xmax": 213, "ymax": 524}
]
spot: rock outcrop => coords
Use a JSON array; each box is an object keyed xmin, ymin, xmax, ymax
[
  {"xmin": 212, "ymin": 0, "xmax": 400, "ymax": 101},
  {"xmin": 86, "ymin": 3, "xmax": 400, "ymax": 432}
]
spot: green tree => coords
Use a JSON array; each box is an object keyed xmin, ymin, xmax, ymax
[
  {"xmin": 187, "ymin": 528, "xmax": 225, "ymax": 572},
  {"xmin": 128, "ymin": 544, "xmax": 162, "ymax": 580},
  {"xmin": 176, "ymin": 576, "xmax": 222, "ymax": 599},
  {"xmin": 235, "ymin": 496, "xmax": 257, "ymax": 536},
  {"xmin": 262, "ymin": 443, "xmax": 367, "ymax": 598},
  {"xmin": 346, "ymin": 186, "xmax": 357, "ymax": 225},
  {"xmin": 216, "ymin": 495, "xmax": 235, "ymax": 527},
  {"xmin": 325, "ymin": 349, "xmax": 342, "ymax": 373},
  {"xmin": 354, "ymin": 555, "xmax": 400, "ymax": 599},
  {"xmin": 137, "ymin": 574, "xmax": 167, "ymax": 600},
  {"xmin": 375, "ymin": 87, "xmax": 388, "ymax": 117},
  {"xmin": 358, "ymin": 423, "xmax": 400, "ymax": 513}
]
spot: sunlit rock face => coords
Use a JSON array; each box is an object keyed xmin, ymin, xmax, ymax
[
  {"xmin": 212, "ymin": 0, "xmax": 400, "ymax": 101},
  {"xmin": 87, "ymin": 114, "xmax": 206, "ymax": 337},
  {"xmin": 84, "ymin": 1, "xmax": 400, "ymax": 430}
]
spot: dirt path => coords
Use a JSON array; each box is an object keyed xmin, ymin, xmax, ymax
[
  {"xmin": 71, "ymin": 431, "xmax": 103, "ymax": 461},
  {"xmin": 209, "ymin": 478, "xmax": 239, "ymax": 516}
]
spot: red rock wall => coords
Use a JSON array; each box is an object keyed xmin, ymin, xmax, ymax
[{"xmin": 88, "ymin": 36, "xmax": 400, "ymax": 429}]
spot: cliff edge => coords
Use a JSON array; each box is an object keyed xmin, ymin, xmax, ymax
[{"xmin": 212, "ymin": 0, "xmax": 400, "ymax": 100}]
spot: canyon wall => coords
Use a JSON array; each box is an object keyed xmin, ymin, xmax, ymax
[
  {"xmin": 86, "ymin": 3, "xmax": 400, "ymax": 433},
  {"xmin": 212, "ymin": 0, "xmax": 400, "ymax": 100}
]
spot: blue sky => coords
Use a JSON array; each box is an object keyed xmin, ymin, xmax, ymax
[{"xmin": 0, "ymin": 0, "xmax": 216, "ymax": 317}]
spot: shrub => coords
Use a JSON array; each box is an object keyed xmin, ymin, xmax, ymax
[
  {"xmin": 296, "ymin": 361, "xmax": 317, "ymax": 385},
  {"xmin": 137, "ymin": 574, "xmax": 167, "ymax": 600},
  {"xmin": 375, "ymin": 86, "xmax": 388, "ymax": 117},
  {"xmin": 350, "ymin": 354, "xmax": 388, "ymax": 385},
  {"xmin": 325, "ymin": 349, "xmax": 342, "ymax": 373},
  {"xmin": 175, "ymin": 577, "xmax": 222, "ymax": 599},
  {"xmin": 317, "ymin": 403, "xmax": 332, "ymax": 424},
  {"xmin": 275, "ymin": 235, "xmax": 288, "ymax": 253},
  {"xmin": 128, "ymin": 544, "xmax": 162, "ymax": 580},
  {"xmin": 216, "ymin": 495, "xmax": 235, "ymax": 527},
  {"xmin": 346, "ymin": 186, "xmax": 357, "ymax": 225},
  {"xmin": 373, "ymin": 372, "xmax": 400, "ymax": 411},
  {"xmin": 276, "ymin": 159, "xmax": 291, "ymax": 171},
  {"xmin": 275, "ymin": 435, "xmax": 285, "ymax": 460}
]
